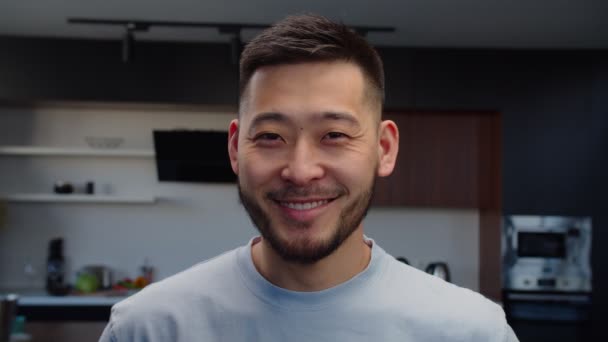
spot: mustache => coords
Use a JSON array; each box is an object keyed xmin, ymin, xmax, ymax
[{"xmin": 266, "ymin": 184, "xmax": 347, "ymax": 200}]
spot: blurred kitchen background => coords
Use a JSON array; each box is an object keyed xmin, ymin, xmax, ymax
[{"xmin": 0, "ymin": 1, "xmax": 606, "ymax": 341}]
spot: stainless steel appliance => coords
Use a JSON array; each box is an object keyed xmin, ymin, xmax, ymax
[
  {"xmin": 425, "ymin": 262, "xmax": 451, "ymax": 282},
  {"xmin": 502, "ymin": 215, "xmax": 593, "ymax": 341},
  {"xmin": 502, "ymin": 215, "xmax": 592, "ymax": 292}
]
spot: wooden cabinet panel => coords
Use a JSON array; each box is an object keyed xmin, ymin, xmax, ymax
[
  {"xmin": 373, "ymin": 110, "xmax": 502, "ymax": 300},
  {"xmin": 374, "ymin": 111, "xmax": 483, "ymax": 208},
  {"xmin": 26, "ymin": 322, "xmax": 106, "ymax": 342}
]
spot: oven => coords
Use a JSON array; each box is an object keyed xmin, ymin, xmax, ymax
[
  {"xmin": 502, "ymin": 216, "xmax": 593, "ymax": 341},
  {"xmin": 502, "ymin": 216, "xmax": 592, "ymax": 293}
]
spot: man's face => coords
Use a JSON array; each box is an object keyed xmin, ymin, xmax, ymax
[{"xmin": 230, "ymin": 61, "xmax": 384, "ymax": 264}]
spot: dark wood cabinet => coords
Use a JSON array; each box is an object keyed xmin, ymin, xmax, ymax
[
  {"xmin": 373, "ymin": 110, "xmax": 503, "ymax": 300},
  {"xmin": 374, "ymin": 111, "xmax": 499, "ymax": 208}
]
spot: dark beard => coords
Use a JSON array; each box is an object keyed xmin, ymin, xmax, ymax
[{"xmin": 237, "ymin": 180, "xmax": 374, "ymax": 264}]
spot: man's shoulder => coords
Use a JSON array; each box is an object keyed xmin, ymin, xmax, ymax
[
  {"xmin": 379, "ymin": 257, "xmax": 507, "ymax": 340},
  {"xmin": 103, "ymin": 247, "xmax": 243, "ymax": 338},
  {"xmin": 120, "ymin": 246, "xmax": 240, "ymax": 307},
  {"xmin": 385, "ymin": 257, "xmax": 500, "ymax": 306}
]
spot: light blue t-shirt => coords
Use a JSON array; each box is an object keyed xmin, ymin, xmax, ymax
[{"xmin": 100, "ymin": 237, "xmax": 518, "ymax": 341}]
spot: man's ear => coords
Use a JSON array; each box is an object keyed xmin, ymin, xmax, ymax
[
  {"xmin": 228, "ymin": 119, "xmax": 239, "ymax": 175},
  {"xmin": 377, "ymin": 119, "xmax": 399, "ymax": 177}
]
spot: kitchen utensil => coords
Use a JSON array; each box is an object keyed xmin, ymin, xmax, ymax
[
  {"xmin": 53, "ymin": 181, "xmax": 74, "ymax": 194},
  {"xmin": 140, "ymin": 258, "xmax": 154, "ymax": 283},
  {"xmin": 0, "ymin": 293, "xmax": 18, "ymax": 342},
  {"xmin": 395, "ymin": 257, "xmax": 409, "ymax": 265},
  {"xmin": 81, "ymin": 265, "xmax": 113, "ymax": 290},
  {"xmin": 425, "ymin": 262, "xmax": 451, "ymax": 282}
]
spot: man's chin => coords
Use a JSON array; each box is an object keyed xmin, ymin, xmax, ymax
[
  {"xmin": 263, "ymin": 233, "xmax": 341, "ymax": 265},
  {"xmin": 238, "ymin": 180, "xmax": 372, "ymax": 264},
  {"xmin": 258, "ymin": 217, "xmax": 350, "ymax": 265}
]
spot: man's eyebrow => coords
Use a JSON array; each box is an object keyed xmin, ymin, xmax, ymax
[
  {"xmin": 318, "ymin": 112, "xmax": 360, "ymax": 127},
  {"xmin": 248, "ymin": 112, "xmax": 291, "ymax": 134},
  {"xmin": 247, "ymin": 111, "xmax": 360, "ymax": 134}
]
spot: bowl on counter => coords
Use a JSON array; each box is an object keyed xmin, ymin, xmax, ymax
[
  {"xmin": 85, "ymin": 136, "xmax": 124, "ymax": 149},
  {"xmin": 76, "ymin": 265, "xmax": 113, "ymax": 293}
]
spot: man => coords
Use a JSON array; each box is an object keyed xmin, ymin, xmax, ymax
[{"xmin": 100, "ymin": 14, "xmax": 518, "ymax": 341}]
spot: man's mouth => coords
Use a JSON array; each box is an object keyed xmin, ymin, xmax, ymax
[
  {"xmin": 278, "ymin": 199, "xmax": 330, "ymax": 211},
  {"xmin": 266, "ymin": 186, "xmax": 345, "ymax": 221},
  {"xmin": 271, "ymin": 197, "xmax": 337, "ymax": 222}
]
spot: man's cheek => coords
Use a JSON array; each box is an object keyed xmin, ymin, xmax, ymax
[
  {"xmin": 330, "ymin": 158, "xmax": 372, "ymax": 183},
  {"xmin": 240, "ymin": 162, "xmax": 275, "ymax": 187}
]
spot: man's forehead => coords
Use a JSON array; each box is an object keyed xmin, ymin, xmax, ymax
[
  {"xmin": 252, "ymin": 60, "xmax": 363, "ymax": 79},
  {"xmin": 242, "ymin": 62, "xmax": 366, "ymax": 112},
  {"xmin": 247, "ymin": 61, "xmax": 365, "ymax": 96}
]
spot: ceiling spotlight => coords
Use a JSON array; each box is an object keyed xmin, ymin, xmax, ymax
[
  {"xmin": 122, "ymin": 23, "xmax": 135, "ymax": 63},
  {"xmin": 218, "ymin": 26, "xmax": 243, "ymax": 65},
  {"xmin": 229, "ymin": 34, "xmax": 242, "ymax": 65}
]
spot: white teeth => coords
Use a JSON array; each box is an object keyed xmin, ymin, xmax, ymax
[{"xmin": 280, "ymin": 200, "xmax": 329, "ymax": 210}]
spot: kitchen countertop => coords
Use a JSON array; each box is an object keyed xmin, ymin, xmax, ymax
[
  {"xmin": 19, "ymin": 294, "xmax": 127, "ymax": 306},
  {"xmin": 4, "ymin": 288, "xmax": 502, "ymax": 307},
  {"xmin": 1, "ymin": 288, "xmax": 132, "ymax": 306},
  {"xmin": 1, "ymin": 288, "xmax": 132, "ymax": 320},
  {"xmin": 5, "ymin": 287, "xmax": 501, "ymax": 321}
]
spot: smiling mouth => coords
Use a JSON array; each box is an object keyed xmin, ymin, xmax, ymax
[
  {"xmin": 267, "ymin": 186, "xmax": 344, "ymax": 214},
  {"xmin": 279, "ymin": 199, "xmax": 330, "ymax": 210},
  {"xmin": 271, "ymin": 197, "xmax": 338, "ymax": 211}
]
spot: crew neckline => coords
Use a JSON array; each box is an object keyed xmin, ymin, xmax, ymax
[{"xmin": 236, "ymin": 236, "xmax": 388, "ymax": 311}]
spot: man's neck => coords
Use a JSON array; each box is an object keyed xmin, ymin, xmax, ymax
[{"xmin": 251, "ymin": 228, "xmax": 372, "ymax": 292}]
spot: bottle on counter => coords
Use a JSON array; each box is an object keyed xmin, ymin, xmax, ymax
[
  {"xmin": 45, "ymin": 238, "xmax": 69, "ymax": 296},
  {"xmin": 140, "ymin": 257, "xmax": 154, "ymax": 284}
]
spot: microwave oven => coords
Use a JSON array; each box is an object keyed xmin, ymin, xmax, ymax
[{"xmin": 502, "ymin": 215, "xmax": 592, "ymax": 292}]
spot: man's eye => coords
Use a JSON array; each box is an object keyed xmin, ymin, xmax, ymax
[
  {"xmin": 254, "ymin": 133, "xmax": 283, "ymax": 142},
  {"xmin": 324, "ymin": 132, "xmax": 348, "ymax": 140}
]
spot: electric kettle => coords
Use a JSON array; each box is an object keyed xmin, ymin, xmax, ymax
[{"xmin": 425, "ymin": 262, "xmax": 451, "ymax": 282}]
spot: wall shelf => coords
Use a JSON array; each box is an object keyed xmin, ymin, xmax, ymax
[
  {"xmin": 0, "ymin": 193, "xmax": 157, "ymax": 204},
  {"xmin": 0, "ymin": 146, "xmax": 154, "ymax": 158}
]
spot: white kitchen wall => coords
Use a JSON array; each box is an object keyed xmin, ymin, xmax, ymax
[{"xmin": 0, "ymin": 104, "xmax": 479, "ymax": 291}]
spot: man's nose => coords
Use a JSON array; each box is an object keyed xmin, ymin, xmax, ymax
[{"xmin": 280, "ymin": 141, "xmax": 324, "ymax": 185}]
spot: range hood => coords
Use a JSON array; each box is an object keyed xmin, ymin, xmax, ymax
[{"xmin": 153, "ymin": 130, "xmax": 236, "ymax": 183}]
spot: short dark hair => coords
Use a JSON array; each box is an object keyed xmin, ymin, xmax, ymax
[{"xmin": 239, "ymin": 14, "xmax": 385, "ymax": 110}]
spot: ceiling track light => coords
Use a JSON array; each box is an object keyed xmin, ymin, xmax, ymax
[
  {"xmin": 67, "ymin": 18, "xmax": 395, "ymax": 64},
  {"xmin": 121, "ymin": 27, "xmax": 134, "ymax": 63},
  {"xmin": 217, "ymin": 26, "xmax": 243, "ymax": 65},
  {"xmin": 120, "ymin": 22, "xmax": 149, "ymax": 63},
  {"xmin": 228, "ymin": 33, "xmax": 242, "ymax": 65}
]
